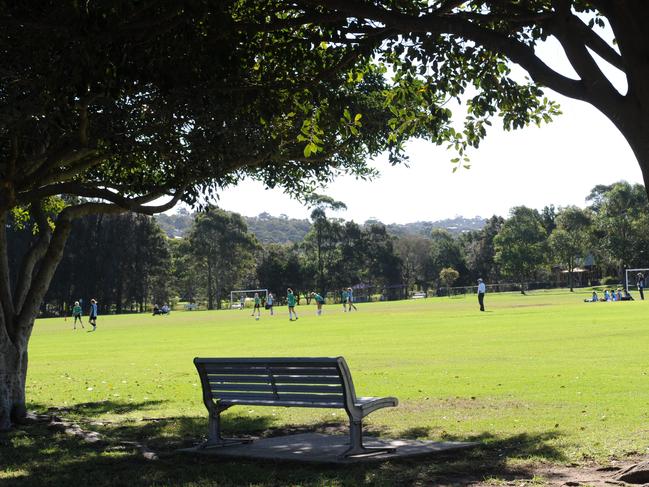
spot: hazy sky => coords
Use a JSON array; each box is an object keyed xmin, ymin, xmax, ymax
[{"xmin": 199, "ymin": 36, "xmax": 644, "ymax": 224}]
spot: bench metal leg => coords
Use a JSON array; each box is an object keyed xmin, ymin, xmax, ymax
[
  {"xmin": 341, "ymin": 419, "xmax": 397, "ymax": 458},
  {"xmin": 199, "ymin": 411, "xmax": 254, "ymax": 449}
]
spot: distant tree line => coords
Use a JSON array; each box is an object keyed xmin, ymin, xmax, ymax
[{"xmin": 8, "ymin": 181, "xmax": 649, "ymax": 315}]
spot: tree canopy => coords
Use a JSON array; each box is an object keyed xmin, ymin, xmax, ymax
[
  {"xmin": 0, "ymin": 0, "xmax": 437, "ymax": 430},
  {"xmin": 251, "ymin": 1, "xmax": 649, "ymax": 189}
]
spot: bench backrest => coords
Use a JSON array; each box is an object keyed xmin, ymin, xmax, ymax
[{"xmin": 194, "ymin": 357, "xmax": 358, "ymax": 411}]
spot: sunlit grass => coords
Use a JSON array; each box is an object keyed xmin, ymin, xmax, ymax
[{"xmin": 23, "ymin": 288, "xmax": 649, "ymax": 465}]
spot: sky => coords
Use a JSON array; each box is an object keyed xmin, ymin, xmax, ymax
[{"xmin": 188, "ymin": 35, "xmax": 644, "ymax": 224}]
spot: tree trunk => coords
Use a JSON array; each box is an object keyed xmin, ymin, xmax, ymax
[
  {"xmin": 207, "ymin": 262, "xmax": 214, "ymax": 310},
  {"xmin": 1, "ymin": 203, "xmax": 121, "ymax": 430},
  {"xmin": 569, "ymin": 257, "xmax": 574, "ymax": 292},
  {"xmin": 0, "ymin": 341, "xmax": 28, "ymax": 431}
]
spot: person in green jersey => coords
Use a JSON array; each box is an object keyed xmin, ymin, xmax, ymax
[
  {"xmin": 287, "ymin": 288, "xmax": 298, "ymax": 321},
  {"xmin": 311, "ymin": 292, "xmax": 325, "ymax": 316},
  {"xmin": 72, "ymin": 301, "xmax": 84, "ymax": 330},
  {"xmin": 251, "ymin": 292, "xmax": 261, "ymax": 319}
]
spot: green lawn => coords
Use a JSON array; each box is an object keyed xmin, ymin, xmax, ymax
[{"xmin": 4, "ymin": 289, "xmax": 649, "ymax": 485}]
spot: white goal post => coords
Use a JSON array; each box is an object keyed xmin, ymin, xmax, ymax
[
  {"xmin": 624, "ymin": 268, "xmax": 649, "ymax": 293},
  {"xmin": 230, "ymin": 289, "xmax": 268, "ymax": 310}
]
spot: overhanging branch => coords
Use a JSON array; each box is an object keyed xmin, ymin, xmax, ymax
[
  {"xmin": 569, "ymin": 14, "xmax": 623, "ymax": 71},
  {"xmin": 299, "ymin": 0, "xmax": 588, "ymax": 101},
  {"xmin": 18, "ymin": 183, "xmax": 186, "ymax": 215}
]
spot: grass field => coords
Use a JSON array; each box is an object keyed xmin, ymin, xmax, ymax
[{"xmin": 3, "ymin": 289, "xmax": 649, "ymax": 485}]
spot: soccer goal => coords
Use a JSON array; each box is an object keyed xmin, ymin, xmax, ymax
[
  {"xmin": 624, "ymin": 268, "xmax": 649, "ymax": 293},
  {"xmin": 230, "ymin": 289, "xmax": 268, "ymax": 310}
]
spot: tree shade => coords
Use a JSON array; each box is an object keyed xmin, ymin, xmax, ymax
[{"xmin": 0, "ymin": 1, "xmax": 432, "ymax": 429}]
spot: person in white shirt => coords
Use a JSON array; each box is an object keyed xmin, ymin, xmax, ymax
[
  {"xmin": 477, "ymin": 278, "xmax": 486, "ymax": 311},
  {"xmin": 266, "ymin": 292, "xmax": 274, "ymax": 316}
]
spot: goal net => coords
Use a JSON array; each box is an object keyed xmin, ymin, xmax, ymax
[
  {"xmin": 624, "ymin": 268, "xmax": 649, "ymax": 293},
  {"xmin": 229, "ymin": 289, "xmax": 268, "ymax": 310}
]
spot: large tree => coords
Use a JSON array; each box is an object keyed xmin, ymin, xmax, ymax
[
  {"xmin": 267, "ymin": 1, "xmax": 649, "ymax": 192},
  {"xmin": 548, "ymin": 206, "xmax": 592, "ymax": 291},
  {"xmin": 588, "ymin": 182, "xmax": 649, "ymax": 275},
  {"xmin": 462, "ymin": 215, "xmax": 504, "ymax": 283},
  {"xmin": 494, "ymin": 206, "xmax": 548, "ymax": 292},
  {"xmin": 395, "ymin": 234, "xmax": 434, "ymax": 294},
  {"xmin": 429, "ymin": 229, "xmax": 466, "ymax": 287},
  {"xmin": 188, "ymin": 209, "xmax": 258, "ymax": 310},
  {"xmin": 0, "ymin": 2, "xmax": 428, "ymax": 429}
]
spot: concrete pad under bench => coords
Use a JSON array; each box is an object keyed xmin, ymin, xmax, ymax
[{"xmin": 179, "ymin": 433, "xmax": 478, "ymax": 464}]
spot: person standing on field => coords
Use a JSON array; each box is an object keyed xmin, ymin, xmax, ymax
[
  {"xmin": 477, "ymin": 279, "xmax": 486, "ymax": 311},
  {"xmin": 637, "ymin": 272, "xmax": 645, "ymax": 300},
  {"xmin": 266, "ymin": 292, "xmax": 274, "ymax": 316},
  {"xmin": 287, "ymin": 288, "xmax": 298, "ymax": 321},
  {"xmin": 89, "ymin": 298, "xmax": 98, "ymax": 331},
  {"xmin": 341, "ymin": 288, "xmax": 348, "ymax": 312},
  {"xmin": 72, "ymin": 301, "xmax": 84, "ymax": 329},
  {"xmin": 251, "ymin": 292, "xmax": 261, "ymax": 319},
  {"xmin": 347, "ymin": 287, "xmax": 358, "ymax": 311},
  {"xmin": 311, "ymin": 292, "xmax": 325, "ymax": 315}
]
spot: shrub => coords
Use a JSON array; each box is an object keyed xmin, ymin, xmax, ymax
[{"xmin": 601, "ymin": 276, "xmax": 620, "ymax": 285}]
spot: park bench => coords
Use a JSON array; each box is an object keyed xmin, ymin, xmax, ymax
[
  {"xmin": 184, "ymin": 303, "xmax": 198, "ymax": 311},
  {"xmin": 193, "ymin": 356, "xmax": 399, "ymax": 457}
]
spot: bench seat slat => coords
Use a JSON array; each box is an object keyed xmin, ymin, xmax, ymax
[
  {"xmin": 268, "ymin": 368, "xmax": 340, "ymax": 376},
  {"xmin": 207, "ymin": 375, "xmax": 271, "ymax": 384},
  {"xmin": 271, "ymin": 375, "xmax": 342, "ymax": 385},
  {"xmin": 274, "ymin": 384, "xmax": 343, "ymax": 394},
  {"xmin": 210, "ymin": 384, "xmax": 342, "ymax": 394},
  {"xmin": 210, "ymin": 383, "xmax": 274, "ymax": 392},
  {"xmin": 219, "ymin": 398, "xmax": 345, "ymax": 408},
  {"xmin": 196, "ymin": 357, "xmax": 339, "ymax": 366},
  {"xmin": 202, "ymin": 366, "xmax": 271, "ymax": 375},
  {"xmin": 278, "ymin": 393, "xmax": 344, "ymax": 402},
  {"xmin": 213, "ymin": 391, "xmax": 344, "ymax": 403},
  {"xmin": 202, "ymin": 366, "xmax": 339, "ymax": 375}
]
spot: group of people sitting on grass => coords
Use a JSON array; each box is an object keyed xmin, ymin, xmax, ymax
[
  {"xmin": 584, "ymin": 289, "xmax": 633, "ymax": 302},
  {"xmin": 152, "ymin": 303, "xmax": 171, "ymax": 315}
]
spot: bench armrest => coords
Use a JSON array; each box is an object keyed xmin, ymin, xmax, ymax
[{"xmin": 355, "ymin": 396, "xmax": 398, "ymax": 417}]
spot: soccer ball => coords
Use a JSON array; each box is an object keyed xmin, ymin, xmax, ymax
[{"xmin": 255, "ymin": 316, "xmax": 259, "ymax": 321}]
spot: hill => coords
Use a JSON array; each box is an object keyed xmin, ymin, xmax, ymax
[
  {"xmin": 156, "ymin": 211, "xmax": 486, "ymax": 242},
  {"xmin": 383, "ymin": 216, "xmax": 486, "ymax": 237}
]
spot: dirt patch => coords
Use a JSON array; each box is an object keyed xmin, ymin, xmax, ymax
[
  {"xmin": 401, "ymin": 397, "xmax": 529, "ymax": 411},
  {"xmin": 466, "ymin": 459, "xmax": 640, "ymax": 486}
]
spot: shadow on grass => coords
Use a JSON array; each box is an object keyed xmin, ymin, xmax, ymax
[
  {"xmin": 1, "ymin": 403, "xmax": 568, "ymax": 487},
  {"xmin": 36, "ymin": 399, "xmax": 169, "ymax": 417}
]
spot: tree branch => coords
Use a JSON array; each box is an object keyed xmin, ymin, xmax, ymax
[
  {"xmin": 0, "ymin": 299, "xmax": 9, "ymax": 350},
  {"xmin": 569, "ymin": 14, "xmax": 623, "ymax": 71},
  {"xmin": 13, "ymin": 202, "xmax": 126, "ymax": 340},
  {"xmin": 33, "ymin": 155, "xmax": 103, "ymax": 189},
  {"xmin": 13, "ymin": 204, "xmax": 52, "ymax": 315},
  {"xmin": 549, "ymin": 1, "xmax": 622, "ymax": 104},
  {"xmin": 236, "ymin": 12, "xmax": 349, "ymax": 33},
  {"xmin": 0, "ymin": 212, "xmax": 16, "ymax": 330},
  {"xmin": 299, "ymin": 0, "xmax": 588, "ymax": 100},
  {"xmin": 18, "ymin": 147, "xmax": 99, "ymax": 188},
  {"xmin": 434, "ymin": 0, "xmax": 468, "ymax": 15}
]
